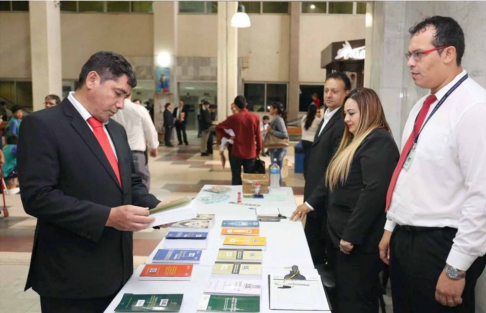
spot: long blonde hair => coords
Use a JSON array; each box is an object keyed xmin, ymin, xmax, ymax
[{"xmin": 326, "ymin": 88, "xmax": 392, "ymax": 191}]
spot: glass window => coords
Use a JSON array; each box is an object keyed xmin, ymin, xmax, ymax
[
  {"xmin": 0, "ymin": 81, "xmax": 15, "ymax": 103},
  {"xmin": 329, "ymin": 2, "xmax": 353, "ymax": 14},
  {"xmin": 356, "ymin": 2, "xmax": 367, "ymax": 14},
  {"xmin": 206, "ymin": 1, "xmax": 218, "ymax": 13},
  {"xmin": 16, "ymin": 81, "xmax": 33, "ymax": 109},
  {"xmin": 238, "ymin": 2, "xmax": 261, "ymax": 14},
  {"xmin": 244, "ymin": 84, "xmax": 265, "ymax": 112},
  {"xmin": 60, "ymin": 1, "xmax": 77, "ymax": 12},
  {"xmin": 302, "ymin": 2, "xmax": 327, "ymax": 14},
  {"xmin": 299, "ymin": 85, "xmax": 324, "ymax": 112},
  {"xmin": 0, "ymin": 1, "xmax": 11, "ymax": 11},
  {"xmin": 132, "ymin": 1, "xmax": 152, "ymax": 13},
  {"xmin": 266, "ymin": 84, "xmax": 287, "ymax": 109},
  {"xmin": 107, "ymin": 1, "xmax": 130, "ymax": 12},
  {"xmin": 78, "ymin": 1, "xmax": 104, "ymax": 12},
  {"xmin": 262, "ymin": 2, "xmax": 289, "ymax": 14},
  {"xmin": 12, "ymin": 1, "xmax": 29, "ymax": 11},
  {"xmin": 179, "ymin": 1, "xmax": 205, "ymax": 13}
]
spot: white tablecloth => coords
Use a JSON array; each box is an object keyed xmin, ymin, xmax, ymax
[{"xmin": 104, "ymin": 186, "xmax": 329, "ymax": 312}]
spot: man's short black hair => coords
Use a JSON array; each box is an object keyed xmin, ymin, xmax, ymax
[
  {"xmin": 0, "ymin": 101, "xmax": 7, "ymax": 106},
  {"xmin": 165, "ymin": 102, "xmax": 171, "ymax": 109},
  {"xmin": 325, "ymin": 72, "xmax": 352, "ymax": 91},
  {"xmin": 132, "ymin": 98, "xmax": 141, "ymax": 103},
  {"xmin": 45, "ymin": 94, "xmax": 61, "ymax": 104},
  {"xmin": 77, "ymin": 51, "xmax": 137, "ymax": 89},
  {"xmin": 262, "ymin": 115, "xmax": 270, "ymax": 121},
  {"xmin": 203, "ymin": 101, "xmax": 211, "ymax": 106},
  {"xmin": 234, "ymin": 95, "xmax": 247, "ymax": 110},
  {"xmin": 11, "ymin": 105, "xmax": 22, "ymax": 114},
  {"xmin": 6, "ymin": 135, "xmax": 17, "ymax": 145},
  {"xmin": 409, "ymin": 16, "xmax": 465, "ymax": 66}
]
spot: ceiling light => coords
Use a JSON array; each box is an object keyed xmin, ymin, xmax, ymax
[{"xmin": 231, "ymin": 5, "xmax": 251, "ymax": 28}]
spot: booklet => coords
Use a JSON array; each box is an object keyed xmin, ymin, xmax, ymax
[
  {"xmin": 216, "ymin": 249, "xmax": 263, "ymax": 263},
  {"xmin": 148, "ymin": 197, "xmax": 196, "ymax": 228},
  {"xmin": 153, "ymin": 249, "xmax": 202, "ymax": 264},
  {"xmin": 139, "ymin": 264, "xmax": 193, "ymax": 281},
  {"xmin": 204, "ymin": 279, "xmax": 262, "ymax": 296},
  {"xmin": 197, "ymin": 294, "xmax": 260, "ymax": 312},
  {"xmin": 115, "ymin": 293, "xmax": 183, "ymax": 312}
]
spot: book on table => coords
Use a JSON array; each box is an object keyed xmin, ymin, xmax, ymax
[
  {"xmin": 164, "ymin": 231, "xmax": 208, "ymax": 249},
  {"xmin": 114, "ymin": 293, "xmax": 183, "ymax": 312},
  {"xmin": 221, "ymin": 220, "xmax": 260, "ymax": 228},
  {"xmin": 268, "ymin": 274, "xmax": 331, "ymax": 311},
  {"xmin": 194, "ymin": 214, "xmax": 216, "ymax": 228},
  {"xmin": 153, "ymin": 249, "xmax": 202, "ymax": 264},
  {"xmin": 216, "ymin": 249, "xmax": 263, "ymax": 263},
  {"xmin": 222, "ymin": 236, "xmax": 266, "ymax": 250},
  {"xmin": 204, "ymin": 279, "xmax": 262, "ymax": 296},
  {"xmin": 221, "ymin": 227, "xmax": 260, "ymax": 236},
  {"xmin": 197, "ymin": 294, "xmax": 260, "ymax": 312},
  {"xmin": 148, "ymin": 197, "xmax": 196, "ymax": 228},
  {"xmin": 168, "ymin": 219, "xmax": 211, "ymax": 233},
  {"xmin": 212, "ymin": 262, "xmax": 262, "ymax": 278},
  {"xmin": 255, "ymin": 207, "xmax": 280, "ymax": 222},
  {"xmin": 139, "ymin": 264, "xmax": 193, "ymax": 281}
]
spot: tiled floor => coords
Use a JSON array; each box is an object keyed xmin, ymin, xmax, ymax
[{"xmin": 0, "ymin": 130, "xmax": 393, "ymax": 312}]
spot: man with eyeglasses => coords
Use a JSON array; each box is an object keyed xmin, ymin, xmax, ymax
[
  {"xmin": 44, "ymin": 94, "xmax": 61, "ymax": 109},
  {"xmin": 379, "ymin": 16, "xmax": 486, "ymax": 313}
]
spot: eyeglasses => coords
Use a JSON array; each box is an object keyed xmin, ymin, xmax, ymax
[{"xmin": 405, "ymin": 46, "xmax": 448, "ymax": 61}]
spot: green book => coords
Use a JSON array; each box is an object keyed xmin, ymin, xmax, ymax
[
  {"xmin": 197, "ymin": 294, "xmax": 260, "ymax": 312},
  {"xmin": 149, "ymin": 197, "xmax": 192, "ymax": 214},
  {"xmin": 115, "ymin": 293, "xmax": 183, "ymax": 312}
]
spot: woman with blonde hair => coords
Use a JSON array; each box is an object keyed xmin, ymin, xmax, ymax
[{"xmin": 326, "ymin": 88, "xmax": 399, "ymax": 313}]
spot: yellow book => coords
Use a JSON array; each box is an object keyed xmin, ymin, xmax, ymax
[
  {"xmin": 221, "ymin": 228, "xmax": 260, "ymax": 236},
  {"xmin": 223, "ymin": 236, "xmax": 266, "ymax": 250},
  {"xmin": 217, "ymin": 249, "xmax": 263, "ymax": 263}
]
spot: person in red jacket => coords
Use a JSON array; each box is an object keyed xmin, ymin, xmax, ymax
[{"xmin": 216, "ymin": 95, "xmax": 262, "ymax": 185}]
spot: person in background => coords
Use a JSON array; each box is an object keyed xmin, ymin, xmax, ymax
[
  {"xmin": 311, "ymin": 93, "xmax": 321, "ymax": 109},
  {"xmin": 207, "ymin": 105, "xmax": 218, "ymax": 154},
  {"xmin": 132, "ymin": 99, "xmax": 142, "ymax": 105},
  {"xmin": 216, "ymin": 96, "xmax": 261, "ymax": 185},
  {"xmin": 7, "ymin": 105, "xmax": 22, "ymax": 138},
  {"xmin": 2, "ymin": 135, "xmax": 19, "ymax": 191},
  {"xmin": 260, "ymin": 115, "xmax": 270, "ymax": 156},
  {"xmin": 301, "ymin": 104, "xmax": 322, "ymax": 179},
  {"xmin": 200, "ymin": 101, "xmax": 213, "ymax": 156},
  {"xmin": 325, "ymin": 88, "xmax": 398, "ymax": 313},
  {"xmin": 267, "ymin": 102, "xmax": 288, "ymax": 185},
  {"xmin": 290, "ymin": 72, "xmax": 351, "ymax": 266},
  {"xmin": 173, "ymin": 100, "xmax": 189, "ymax": 146},
  {"xmin": 0, "ymin": 101, "xmax": 13, "ymax": 122},
  {"xmin": 380, "ymin": 16, "xmax": 486, "ymax": 312},
  {"xmin": 44, "ymin": 94, "xmax": 61, "ymax": 109},
  {"xmin": 163, "ymin": 103, "xmax": 174, "ymax": 147}
]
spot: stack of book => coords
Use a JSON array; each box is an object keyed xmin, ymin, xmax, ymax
[
  {"xmin": 139, "ymin": 264, "xmax": 194, "ymax": 281},
  {"xmin": 115, "ymin": 293, "xmax": 183, "ymax": 312},
  {"xmin": 152, "ymin": 249, "xmax": 202, "ymax": 264},
  {"xmin": 220, "ymin": 220, "xmax": 260, "ymax": 237},
  {"xmin": 164, "ymin": 231, "xmax": 209, "ymax": 249}
]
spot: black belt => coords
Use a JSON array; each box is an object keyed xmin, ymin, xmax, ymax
[
  {"xmin": 396, "ymin": 225, "xmax": 454, "ymax": 232},
  {"xmin": 131, "ymin": 150, "xmax": 144, "ymax": 154}
]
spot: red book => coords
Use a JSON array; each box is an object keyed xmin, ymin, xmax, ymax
[{"xmin": 139, "ymin": 264, "xmax": 193, "ymax": 281}]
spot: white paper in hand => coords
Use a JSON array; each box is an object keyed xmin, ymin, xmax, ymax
[{"xmin": 148, "ymin": 200, "xmax": 197, "ymax": 228}]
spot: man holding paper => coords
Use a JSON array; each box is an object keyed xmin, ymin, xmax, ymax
[{"xmin": 18, "ymin": 51, "xmax": 163, "ymax": 312}]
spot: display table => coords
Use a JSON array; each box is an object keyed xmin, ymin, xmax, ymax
[{"xmin": 104, "ymin": 186, "xmax": 329, "ymax": 312}]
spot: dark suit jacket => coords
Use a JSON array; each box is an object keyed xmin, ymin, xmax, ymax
[
  {"xmin": 17, "ymin": 99, "xmax": 160, "ymax": 299},
  {"xmin": 327, "ymin": 129, "xmax": 399, "ymax": 253},
  {"xmin": 163, "ymin": 108, "xmax": 174, "ymax": 127},
  {"xmin": 172, "ymin": 106, "xmax": 188, "ymax": 125},
  {"xmin": 200, "ymin": 108, "xmax": 212, "ymax": 130},
  {"xmin": 304, "ymin": 108, "xmax": 345, "ymax": 219}
]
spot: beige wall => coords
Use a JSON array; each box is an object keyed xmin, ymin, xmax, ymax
[
  {"xmin": 238, "ymin": 15, "xmax": 290, "ymax": 82},
  {"xmin": 177, "ymin": 14, "xmax": 218, "ymax": 57},
  {"xmin": 60, "ymin": 13, "xmax": 154, "ymax": 79},
  {"xmin": 299, "ymin": 14, "xmax": 366, "ymax": 83},
  {"xmin": 0, "ymin": 12, "xmax": 31, "ymax": 79}
]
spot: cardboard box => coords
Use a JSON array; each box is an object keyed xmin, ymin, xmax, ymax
[{"xmin": 242, "ymin": 173, "xmax": 270, "ymax": 195}]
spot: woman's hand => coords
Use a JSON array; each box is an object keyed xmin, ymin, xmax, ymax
[{"xmin": 339, "ymin": 239, "xmax": 354, "ymax": 254}]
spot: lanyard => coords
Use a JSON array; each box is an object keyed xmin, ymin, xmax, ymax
[{"xmin": 414, "ymin": 74, "xmax": 468, "ymax": 143}]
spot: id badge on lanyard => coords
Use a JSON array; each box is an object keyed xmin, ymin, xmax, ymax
[{"xmin": 403, "ymin": 143, "xmax": 416, "ymax": 170}]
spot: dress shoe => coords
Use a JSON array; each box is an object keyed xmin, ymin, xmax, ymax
[{"xmin": 201, "ymin": 152, "xmax": 209, "ymax": 156}]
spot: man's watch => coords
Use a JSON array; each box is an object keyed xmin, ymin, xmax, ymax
[{"xmin": 444, "ymin": 264, "xmax": 466, "ymax": 280}]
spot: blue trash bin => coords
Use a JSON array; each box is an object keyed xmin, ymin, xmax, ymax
[{"xmin": 294, "ymin": 141, "xmax": 304, "ymax": 174}]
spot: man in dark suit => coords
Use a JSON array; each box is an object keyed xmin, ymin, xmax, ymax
[
  {"xmin": 17, "ymin": 51, "xmax": 161, "ymax": 313},
  {"xmin": 290, "ymin": 72, "xmax": 351, "ymax": 265},
  {"xmin": 173, "ymin": 100, "xmax": 189, "ymax": 145},
  {"xmin": 163, "ymin": 102, "xmax": 174, "ymax": 147}
]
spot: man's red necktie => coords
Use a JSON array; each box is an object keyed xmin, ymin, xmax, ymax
[
  {"xmin": 87, "ymin": 117, "xmax": 122, "ymax": 186},
  {"xmin": 385, "ymin": 94, "xmax": 437, "ymax": 211}
]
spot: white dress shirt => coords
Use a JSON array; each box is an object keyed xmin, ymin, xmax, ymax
[
  {"xmin": 385, "ymin": 70, "xmax": 486, "ymax": 270},
  {"xmin": 112, "ymin": 99, "xmax": 159, "ymax": 152},
  {"xmin": 301, "ymin": 115, "xmax": 323, "ymax": 142},
  {"xmin": 305, "ymin": 107, "xmax": 341, "ymax": 211},
  {"xmin": 68, "ymin": 92, "xmax": 118, "ymax": 159}
]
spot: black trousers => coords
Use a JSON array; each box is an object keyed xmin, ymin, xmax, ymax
[
  {"xmin": 175, "ymin": 122, "xmax": 188, "ymax": 145},
  {"xmin": 40, "ymin": 294, "xmax": 115, "ymax": 313},
  {"xmin": 328, "ymin": 248, "xmax": 383, "ymax": 313},
  {"xmin": 230, "ymin": 156, "xmax": 255, "ymax": 185},
  {"xmin": 390, "ymin": 226, "xmax": 486, "ymax": 313},
  {"xmin": 164, "ymin": 126, "xmax": 172, "ymax": 145},
  {"xmin": 301, "ymin": 139, "xmax": 313, "ymax": 179},
  {"xmin": 304, "ymin": 214, "xmax": 328, "ymax": 265}
]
